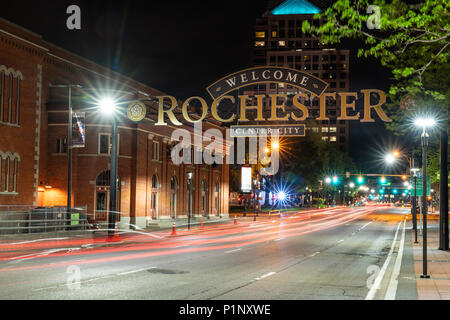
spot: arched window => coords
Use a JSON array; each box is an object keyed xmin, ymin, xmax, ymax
[
  {"xmin": 152, "ymin": 174, "xmax": 159, "ymax": 189},
  {"xmin": 0, "ymin": 150, "xmax": 20, "ymax": 194},
  {"xmin": 0, "ymin": 66, "xmax": 22, "ymax": 126},
  {"xmin": 96, "ymin": 170, "xmax": 110, "ymax": 186}
]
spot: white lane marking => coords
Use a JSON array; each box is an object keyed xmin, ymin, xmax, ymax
[
  {"xmin": 337, "ymin": 239, "xmax": 345, "ymax": 243},
  {"xmin": 360, "ymin": 221, "xmax": 373, "ymax": 230},
  {"xmin": 310, "ymin": 252, "xmax": 320, "ymax": 257},
  {"xmin": 117, "ymin": 267, "xmax": 152, "ymax": 276},
  {"xmin": 255, "ymin": 272, "xmax": 276, "ymax": 281},
  {"xmin": 365, "ymin": 221, "xmax": 402, "ymax": 300},
  {"xmin": 225, "ymin": 248, "xmax": 242, "ymax": 254},
  {"xmin": 7, "ymin": 238, "xmax": 69, "ymax": 245},
  {"xmin": 8, "ymin": 248, "xmax": 79, "ymax": 262},
  {"xmin": 385, "ymin": 219, "xmax": 406, "ymax": 300}
]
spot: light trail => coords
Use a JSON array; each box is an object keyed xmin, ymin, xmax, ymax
[{"xmin": 0, "ymin": 206, "xmax": 376, "ymax": 272}]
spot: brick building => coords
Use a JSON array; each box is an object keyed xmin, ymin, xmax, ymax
[
  {"xmin": 250, "ymin": 0, "xmax": 350, "ymax": 152},
  {"xmin": 0, "ymin": 19, "xmax": 229, "ymax": 228}
]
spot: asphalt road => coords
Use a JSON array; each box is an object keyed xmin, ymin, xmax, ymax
[{"xmin": 0, "ymin": 204, "xmax": 417, "ymax": 300}]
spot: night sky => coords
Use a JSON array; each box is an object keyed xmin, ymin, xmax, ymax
[{"xmin": 2, "ymin": 0, "xmax": 411, "ymax": 173}]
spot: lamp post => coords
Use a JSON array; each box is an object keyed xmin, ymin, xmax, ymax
[
  {"xmin": 99, "ymin": 98, "xmax": 119, "ymax": 238},
  {"xmin": 48, "ymin": 84, "xmax": 82, "ymax": 216},
  {"xmin": 415, "ymin": 117, "xmax": 436, "ymax": 279}
]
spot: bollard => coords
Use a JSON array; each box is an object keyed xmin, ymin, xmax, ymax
[
  {"xmin": 234, "ymin": 216, "xmax": 237, "ymax": 225},
  {"xmin": 114, "ymin": 223, "xmax": 119, "ymax": 238},
  {"xmin": 171, "ymin": 222, "xmax": 176, "ymax": 236}
]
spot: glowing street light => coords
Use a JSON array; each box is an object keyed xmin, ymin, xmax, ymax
[
  {"xmin": 271, "ymin": 141, "xmax": 280, "ymax": 150},
  {"xmin": 349, "ymin": 182, "xmax": 355, "ymax": 189},
  {"xmin": 385, "ymin": 154, "xmax": 396, "ymax": 164},
  {"xmin": 414, "ymin": 117, "xmax": 436, "ymax": 128},
  {"xmin": 99, "ymin": 97, "xmax": 117, "ymax": 115},
  {"xmin": 380, "ymin": 176, "xmax": 387, "ymax": 184},
  {"xmin": 332, "ymin": 176, "xmax": 338, "ymax": 184},
  {"xmin": 325, "ymin": 177, "xmax": 332, "ymax": 184}
]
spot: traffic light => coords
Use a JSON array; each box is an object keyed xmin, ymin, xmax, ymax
[
  {"xmin": 380, "ymin": 177, "xmax": 387, "ymax": 184},
  {"xmin": 357, "ymin": 176, "xmax": 364, "ymax": 184},
  {"xmin": 393, "ymin": 189, "xmax": 398, "ymax": 194}
]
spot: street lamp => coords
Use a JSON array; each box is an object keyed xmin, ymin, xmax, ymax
[
  {"xmin": 48, "ymin": 84, "xmax": 82, "ymax": 217},
  {"xmin": 99, "ymin": 97, "xmax": 119, "ymax": 238},
  {"xmin": 414, "ymin": 116, "xmax": 436, "ymax": 279},
  {"xmin": 385, "ymin": 154, "xmax": 396, "ymax": 165},
  {"xmin": 325, "ymin": 177, "xmax": 331, "ymax": 184}
]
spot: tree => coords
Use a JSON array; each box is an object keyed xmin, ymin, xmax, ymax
[
  {"xmin": 281, "ymin": 128, "xmax": 358, "ymax": 191},
  {"xmin": 302, "ymin": 0, "xmax": 449, "ymax": 184}
]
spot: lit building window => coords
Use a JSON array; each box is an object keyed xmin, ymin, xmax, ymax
[
  {"xmin": 322, "ymin": 127, "xmax": 329, "ymax": 133},
  {"xmin": 255, "ymin": 41, "xmax": 265, "ymax": 47},
  {"xmin": 322, "ymin": 136, "xmax": 329, "ymax": 141},
  {"xmin": 255, "ymin": 32, "xmax": 266, "ymax": 38},
  {"xmin": 312, "ymin": 127, "xmax": 319, "ymax": 132},
  {"xmin": 272, "ymin": 31, "xmax": 277, "ymax": 37},
  {"xmin": 329, "ymin": 127, "xmax": 337, "ymax": 133},
  {"xmin": 278, "ymin": 41, "xmax": 286, "ymax": 46},
  {"xmin": 330, "ymin": 136, "xmax": 337, "ymax": 142}
]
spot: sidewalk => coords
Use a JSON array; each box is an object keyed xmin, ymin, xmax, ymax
[{"xmin": 412, "ymin": 220, "xmax": 450, "ymax": 300}]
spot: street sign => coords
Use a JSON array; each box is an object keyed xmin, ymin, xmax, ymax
[{"xmin": 410, "ymin": 175, "xmax": 431, "ymax": 196}]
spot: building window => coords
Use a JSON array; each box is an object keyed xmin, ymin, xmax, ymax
[
  {"xmin": 55, "ymin": 138, "xmax": 67, "ymax": 153},
  {"xmin": 152, "ymin": 141, "xmax": 160, "ymax": 161},
  {"xmin": 98, "ymin": 133, "xmax": 119, "ymax": 155},
  {"xmin": 271, "ymin": 31, "xmax": 277, "ymax": 38},
  {"xmin": 201, "ymin": 180, "xmax": 207, "ymax": 213},
  {"xmin": 278, "ymin": 40, "xmax": 286, "ymax": 47},
  {"xmin": 329, "ymin": 127, "xmax": 337, "ymax": 133},
  {"xmin": 0, "ymin": 66, "xmax": 22, "ymax": 126},
  {"xmin": 0, "ymin": 150, "xmax": 20, "ymax": 194},
  {"xmin": 330, "ymin": 136, "xmax": 337, "ymax": 142},
  {"xmin": 321, "ymin": 136, "xmax": 329, "ymax": 141},
  {"xmin": 312, "ymin": 127, "xmax": 319, "ymax": 133},
  {"xmin": 322, "ymin": 127, "xmax": 329, "ymax": 133},
  {"xmin": 99, "ymin": 134, "xmax": 110, "ymax": 155},
  {"xmin": 255, "ymin": 41, "xmax": 265, "ymax": 47},
  {"xmin": 255, "ymin": 31, "xmax": 266, "ymax": 38}
]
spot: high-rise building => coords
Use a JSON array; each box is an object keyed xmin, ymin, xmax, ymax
[{"xmin": 250, "ymin": 0, "xmax": 350, "ymax": 152}]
